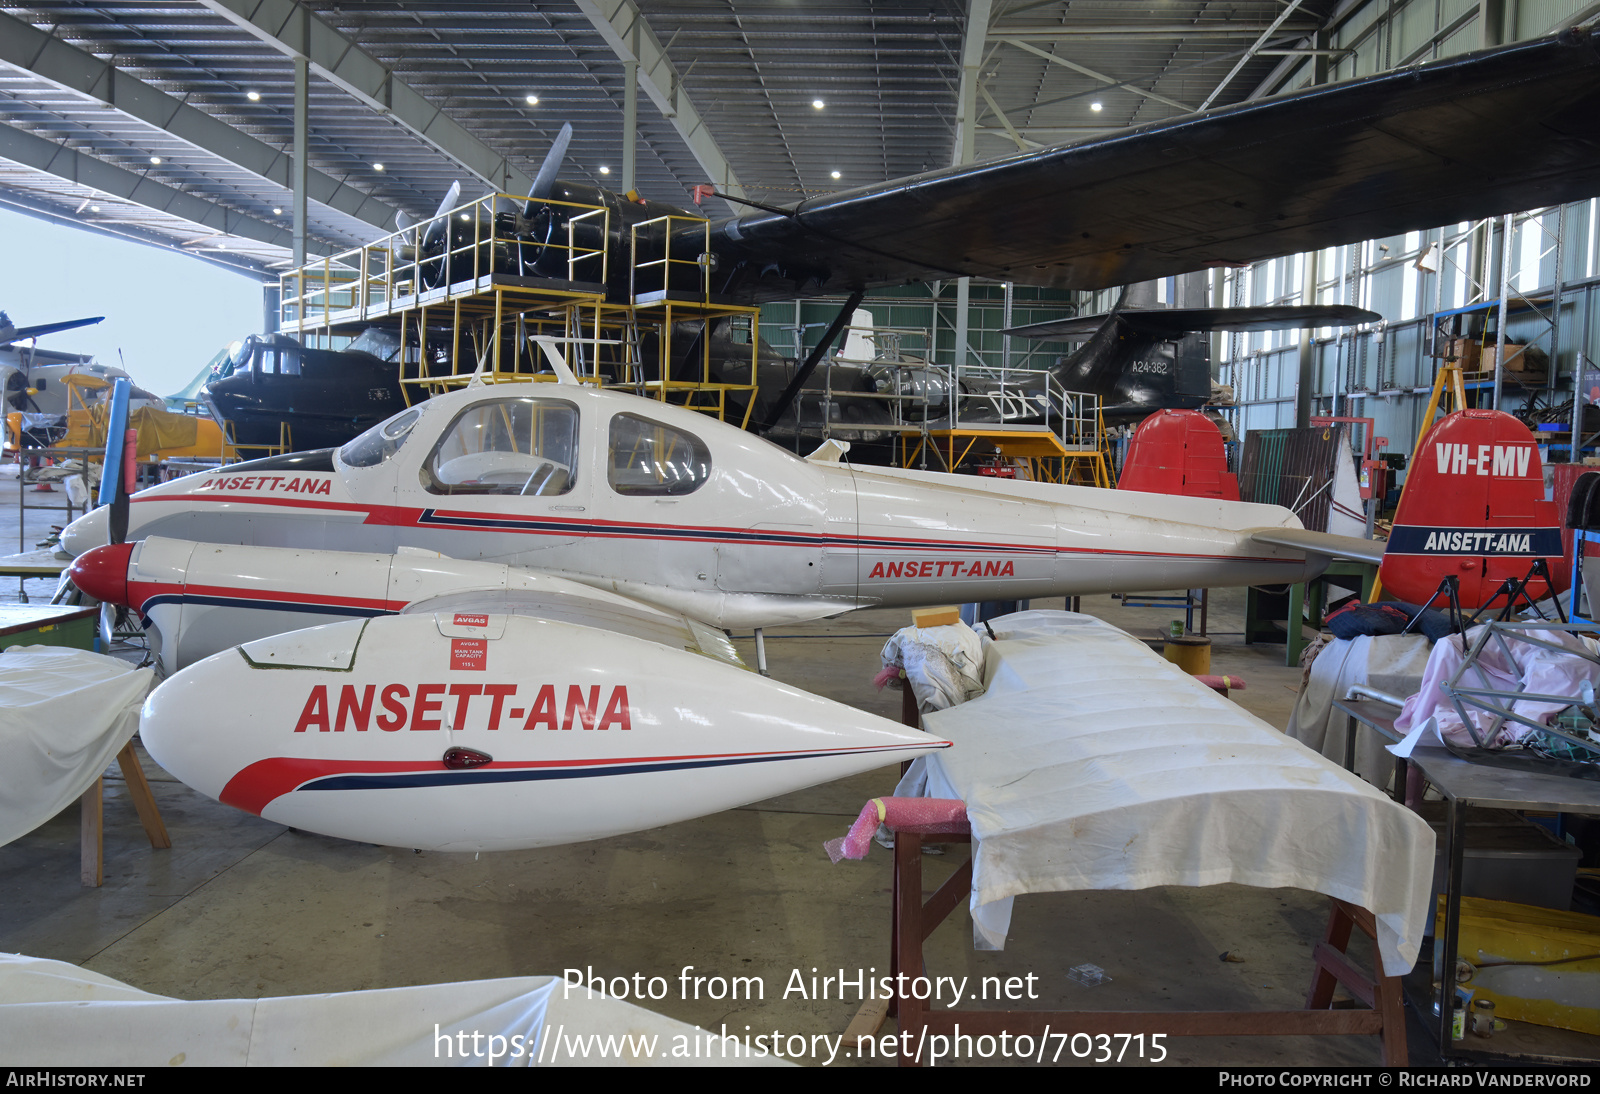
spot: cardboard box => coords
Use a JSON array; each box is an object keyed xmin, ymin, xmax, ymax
[
  {"xmin": 1446, "ymin": 338, "xmax": 1482, "ymax": 370},
  {"xmin": 912, "ymin": 606, "xmax": 961, "ymax": 629},
  {"xmin": 1483, "ymin": 343, "xmax": 1529, "ymax": 371}
]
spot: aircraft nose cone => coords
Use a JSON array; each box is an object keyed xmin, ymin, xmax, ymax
[
  {"xmin": 59, "ymin": 508, "xmax": 110, "ymax": 557},
  {"xmin": 68, "ymin": 542, "xmax": 133, "ymax": 606}
]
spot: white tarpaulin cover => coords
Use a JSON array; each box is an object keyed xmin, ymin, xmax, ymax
[
  {"xmin": 0, "ymin": 955, "xmax": 788, "ymax": 1067},
  {"xmin": 914, "ymin": 611, "xmax": 1434, "ymax": 976},
  {"xmin": 1287, "ymin": 634, "xmax": 1432, "ymax": 784},
  {"xmin": 0, "ymin": 646, "xmax": 153, "ymax": 847}
]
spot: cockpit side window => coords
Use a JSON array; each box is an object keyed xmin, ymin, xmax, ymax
[
  {"xmin": 338, "ymin": 405, "xmax": 423, "ymax": 468},
  {"xmin": 423, "ymin": 398, "xmax": 579, "ymax": 496},
  {"xmin": 607, "ymin": 413, "xmax": 710, "ymax": 496}
]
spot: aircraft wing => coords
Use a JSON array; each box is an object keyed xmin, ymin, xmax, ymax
[
  {"xmin": 0, "ymin": 316, "xmax": 104, "ymax": 347},
  {"xmin": 399, "ymin": 586, "xmax": 744, "ymax": 667},
  {"xmin": 1247, "ymin": 526, "xmax": 1386, "ymax": 567},
  {"xmin": 917, "ymin": 611, "xmax": 1432, "ymax": 973},
  {"xmin": 712, "ymin": 25, "xmax": 1600, "ymax": 299},
  {"xmin": 1005, "ymin": 304, "xmax": 1382, "ymax": 341},
  {"xmin": 66, "ymin": 535, "xmax": 752, "ymax": 676}
]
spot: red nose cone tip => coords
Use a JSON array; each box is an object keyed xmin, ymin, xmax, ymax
[{"xmin": 68, "ymin": 542, "xmax": 135, "ymax": 607}]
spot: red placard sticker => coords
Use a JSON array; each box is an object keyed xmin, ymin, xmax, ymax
[
  {"xmin": 451, "ymin": 638, "xmax": 487, "ymax": 671},
  {"xmin": 453, "ymin": 613, "xmax": 490, "ymax": 628}
]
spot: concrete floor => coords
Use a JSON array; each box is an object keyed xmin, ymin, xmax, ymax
[{"xmin": 0, "ymin": 468, "xmax": 1434, "ymax": 1067}]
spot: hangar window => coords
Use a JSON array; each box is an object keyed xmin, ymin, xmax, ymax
[
  {"xmin": 423, "ymin": 397, "xmax": 579, "ymax": 496},
  {"xmin": 608, "ymin": 413, "xmax": 710, "ymax": 496}
]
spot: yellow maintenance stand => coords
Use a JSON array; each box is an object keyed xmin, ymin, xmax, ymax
[{"xmin": 900, "ymin": 383, "xmax": 1112, "ymax": 487}]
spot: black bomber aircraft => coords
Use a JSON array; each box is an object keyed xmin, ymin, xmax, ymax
[{"xmin": 211, "ymin": 25, "xmax": 1600, "ymax": 453}]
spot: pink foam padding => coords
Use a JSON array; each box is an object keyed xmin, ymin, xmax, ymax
[
  {"xmin": 824, "ymin": 797, "xmax": 969, "ymax": 863},
  {"xmin": 1194, "ymin": 674, "xmax": 1247, "ymax": 691}
]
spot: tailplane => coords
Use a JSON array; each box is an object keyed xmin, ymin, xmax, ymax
[{"xmin": 1005, "ymin": 293, "xmax": 1380, "ymax": 420}]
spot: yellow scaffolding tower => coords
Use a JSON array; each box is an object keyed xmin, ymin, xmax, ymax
[
  {"xmin": 278, "ymin": 196, "xmax": 767, "ymax": 425},
  {"xmin": 277, "ymin": 191, "xmax": 612, "ymax": 401},
  {"xmin": 626, "ymin": 213, "xmax": 759, "ymax": 428}
]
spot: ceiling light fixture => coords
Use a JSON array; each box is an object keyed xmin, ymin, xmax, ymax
[
  {"xmin": 273, "ymin": 207, "xmax": 283, "ymax": 215},
  {"xmin": 1090, "ymin": 101, "xmax": 1103, "ymax": 112},
  {"xmin": 812, "ymin": 98, "xmax": 825, "ymax": 109},
  {"xmin": 599, "ymin": 165, "xmax": 611, "ymax": 175},
  {"xmin": 373, "ymin": 163, "xmax": 385, "ymax": 172},
  {"xmin": 149, "ymin": 156, "xmax": 161, "ymax": 164},
  {"xmin": 831, "ymin": 170, "xmax": 841, "ymax": 179},
  {"xmin": 526, "ymin": 94, "xmax": 539, "ymax": 105},
  {"xmin": 246, "ymin": 90, "xmax": 261, "ymax": 101}
]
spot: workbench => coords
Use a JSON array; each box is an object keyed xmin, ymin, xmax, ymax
[
  {"xmin": 1330, "ymin": 696, "xmax": 1415, "ymax": 803},
  {"xmin": 1404, "ymin": 742, "xmax": 1600, "ymax": 1063},
  {"xmin": 1246, "ymin": 558, "xmax": 1379, "ymax": 666},
  {"xmin": 0, "ymin": 550, "xmax": 70, "ymax": 605},
  {"xmin": 885, "ymin": 825, "xmax": 1407, "ymax": 1065},
  {"xmin": 0, "ymin": 603, "xmax": 96, "ymax": 651}
]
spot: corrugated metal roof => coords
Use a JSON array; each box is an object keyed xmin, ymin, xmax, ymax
[{"xmin": 0, "ymin": 1, "xmax": 1360, "ymax": 279}]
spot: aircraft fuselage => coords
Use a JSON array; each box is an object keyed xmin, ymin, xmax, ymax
[{"xmin": 63, "ymin": 383, "xmax": 1316, "ymax": 628}]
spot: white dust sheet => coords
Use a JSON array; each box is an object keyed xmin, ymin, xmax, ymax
[
  {"xmin": 0, "ymin": 955, "xmax": 788, "ymax": 1067},
  {"xmin": 917, "ymin": 611, "xmax": 1434, "ymax": 976},
  {"xmin": 0, "ymin": 646, "xmax": 152, "ymax": 847},
  {"xmin": 1287, "ymin": 633, "xmax": 1432, "ymax": 785}
]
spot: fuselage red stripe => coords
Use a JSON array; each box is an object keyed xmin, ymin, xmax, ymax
[
  {"xmin": 218, "ymin": 742, "xmax": 944, "ymax": 816},
  {"xmin": 131, "ymin": 491, "xmax": 1293, "ymax": 565}
]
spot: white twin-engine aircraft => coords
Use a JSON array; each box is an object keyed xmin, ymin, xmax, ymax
[{"xmin": 63, "ymin": 372, "xmax": 1371, "ymax": 851}]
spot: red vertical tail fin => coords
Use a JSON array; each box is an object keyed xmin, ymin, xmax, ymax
[
  {"xmin": 1118, "ymin": 410, "xmax": 1240, "ymax": 501},
  {"xmin": 1378, "ymin": 409, "xmax": 1564, "ymax": 607}
]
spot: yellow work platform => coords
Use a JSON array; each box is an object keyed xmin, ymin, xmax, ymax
[
  {"xmin": 281, "ymin": 271, "xmax": 606, "ymax": 337},
  {"xmin": 903, "ymin": 424, "xmax": 1111, "ymax": 487}
]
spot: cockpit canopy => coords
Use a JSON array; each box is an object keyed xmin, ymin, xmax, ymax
[{"xmin": 335, "ymin": 391, "xmax": 716, "ymax": 500}]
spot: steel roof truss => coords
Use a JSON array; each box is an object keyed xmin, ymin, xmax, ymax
[
  {"xmin": 574, "ymin": 0, "xmax": 745, "ymax": 212},
  {"xmin": 0, "ymin": 118, "xmax": 331, "ymax": 258},
  {"xmin": 0, "ymin": 9, "xmax": 397, "ymax": 236},
  {"xmin": 197, "ymin": 0, "xmax": 533, "ymax": 195}
]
